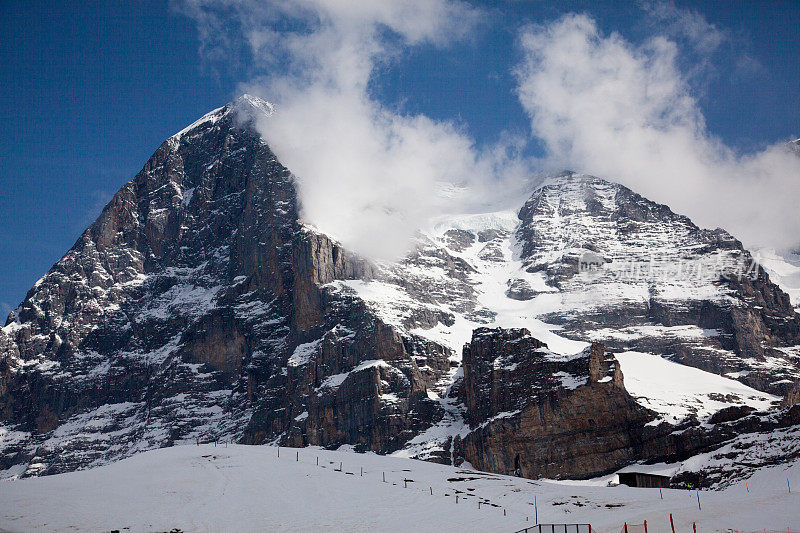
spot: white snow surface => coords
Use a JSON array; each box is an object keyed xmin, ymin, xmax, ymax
[
  {"xmin": 0, "ymin": 444, "xmax": 798, "ymax": 533},
  {"xmin": 756, "ymin": 248, "xmax": 800, "ymax": 309},
  {"xmin": 616, "ymin": 351, "xmax": 779, "ymax": 424},
  {"xmin": 287, "ymin": 338, "xmax": 322, "ymax": 367}
]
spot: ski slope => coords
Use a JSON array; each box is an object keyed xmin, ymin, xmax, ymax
[{"xmin": 0, "ymin": 444, "xmax": 797, "ymax": 532}]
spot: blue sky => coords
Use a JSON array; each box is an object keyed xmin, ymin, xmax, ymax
[{"xmin": 1, "ymin": 0, "xmax": 798, "ymax": 315}]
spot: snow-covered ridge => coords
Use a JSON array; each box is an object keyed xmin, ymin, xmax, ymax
[
  {"xmin": 616, "ymin": 351, "xmax": 779, "ymax": 424},
  {"xmin": 172, "ymin": 93, "xmax": 274, "ymax": 140},
  {"xmin": 756, "ymin": 248, "xmax": 800, "ymax": 309}
]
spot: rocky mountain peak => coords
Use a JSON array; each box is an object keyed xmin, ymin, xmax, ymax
[{"xmin": 171, "ymin": 93, "xmax": 274, "ymax": 142}]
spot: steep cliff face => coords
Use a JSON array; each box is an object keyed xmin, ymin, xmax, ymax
[
  {"xmin": 0, "ymin": 96, "xmax": 449, "ymax": 477},
  {"xmin": 459, "ymin": 328, "xmax": 653, "ymax": 478},
  {"xmin": 456, "ymin": 327, "xmax": 796, "ymax": 483},
  {"xmin": 339, "ymin": 175, "xmax": 799, "ymax": 469}
]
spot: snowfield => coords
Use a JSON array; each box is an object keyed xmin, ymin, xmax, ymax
[
  {"xmin": 0, "ymin": 445, "xmax": 798, "ymax": 532},
  {"xmin": 615, "ymin": 351, "xmax": 779, "ymax": 424}
]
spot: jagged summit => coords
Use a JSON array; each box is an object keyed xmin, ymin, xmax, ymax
[{"xmin": 172, "ymin": 93, "xmax": 274, "ymax": 140}]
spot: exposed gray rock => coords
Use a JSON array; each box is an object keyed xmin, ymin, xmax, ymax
[{"xmin": 505, "ymin": 279, "xmax": 536, "ymax": 301}]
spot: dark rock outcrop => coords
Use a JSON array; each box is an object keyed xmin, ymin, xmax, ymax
[
  {"xmin": 460, "ymin": 328, "xmax": 653, "ymax": 478},
  {"xmin": 458, "ymin": 327, "xmax": 799, "ymax": 484}
]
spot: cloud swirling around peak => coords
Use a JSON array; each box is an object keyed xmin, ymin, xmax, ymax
[
  {"xmin": 516, "ymin": 13, "xmax": 800, "ymax": 251},
  {"xmin": 177, "ymin": 1, "xmax": 800, "ymax": 256},
  {"xmin": 178, "ymin": 0, "xmax": 533, "ymax": 259}
]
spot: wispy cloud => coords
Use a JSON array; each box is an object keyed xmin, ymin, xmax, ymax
[
  {"xmin": 515, "ymin": 13, "xmax": 800, "ymax": 251},
  {"xmin": 641, "ymin": 0, "xmax": 728, "ymax": 57},
  {"xmin": 178, "ymin": 0, "xmax": 532, "ymax": 259},
  {"xmin": 640, "ymin": 0, "xmax": 763, "ymax": 92},
  {"xmin": 177, "ymin": 1, "xmax": 799, "ymax": 256}
]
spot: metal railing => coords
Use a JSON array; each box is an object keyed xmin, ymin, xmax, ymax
[{"xmin": 515, "ymin": 524, "xmax": 591, "ymax": 533}]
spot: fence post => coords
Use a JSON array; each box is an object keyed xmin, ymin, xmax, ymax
[
  {"xmin": 382, "ymin": 472, "xmax": 385, "ymax": 482},
  {"xmin": 296, "ymin": 451, "xmax": 298, "ymax": 462},
  {"xmin": 277, "ymin": 447, "xmax": 280, "ymax": 457},
  {"xmin": 430, "ymin": 486, "xmax": 433, "ymax": 495}
]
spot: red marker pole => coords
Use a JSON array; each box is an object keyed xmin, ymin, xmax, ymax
[
  {"xmin": 534, "ymin": 495, "xmax": 538, "ymax": 525},
  {"xmin": 658, "ymin": 482, "xmax": 663, "ymax": 499},
  {"xmin": 669, "ymin": 513, "xmax": 675, "ymax": 533},
  {"xmin": 746, "ymin": 481, "xmax": 749, "ymax": 493}
]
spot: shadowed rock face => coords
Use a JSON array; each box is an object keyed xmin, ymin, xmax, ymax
[
  {"xmin": 0, "ymin": 97, "xmax": 449, "ymax": 476},
  {"xmin": 457, "ymin": 328, "xmax": 799, "ymax": 483},
  {"xmin": 459, "ymin": 328, "xmax": 654, "ymax": 479}
]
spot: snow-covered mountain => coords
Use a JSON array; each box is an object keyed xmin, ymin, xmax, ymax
[{"xmin": 1, "ymin": 96, "xmax": 799, "ymax": 487}]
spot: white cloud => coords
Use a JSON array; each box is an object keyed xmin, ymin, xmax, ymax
[
  {"xmin": 640, "ymin": 0, "xmax": 727, "ymax": 58},
  {"xmin": 516, "ymin": 13, "xmax": 800, "ymax": 251},
  {"xmin": 179, "ymin": 0, "xmax": 533, "ymax": 259},
  {"xmin": 639, "ymin": 0, "xmax": 762, "ymax": 89},
  {"xmin": 178, "ymin": 2, "xmax": 798, "ymax": 255}
]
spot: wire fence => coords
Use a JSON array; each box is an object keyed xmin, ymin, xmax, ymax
[{"xmin": 199, "ymin": 442, "xmax": 797, "ymax": 533}]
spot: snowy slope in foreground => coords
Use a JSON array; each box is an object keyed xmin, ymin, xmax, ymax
[{"xmin": 1, "ymin": 445, "xmax": 798, "ymax": 533}]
